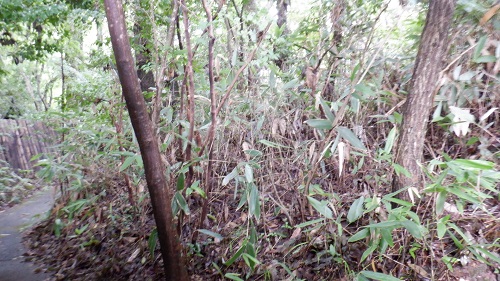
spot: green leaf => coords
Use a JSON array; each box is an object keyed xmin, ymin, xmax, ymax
[
  {"xmin": 244, "ymin": 164, "xmax": 253, "ymax": 183},
  {"xmin": 187, "ymin": 181, "xmax": 206, "ymax": 198},
  {"xmin": 336, "ymin": 126, "xmax": 367, "ymax": 150},
  {"xmin": 197, "ymin": 229, "xmax": 223, "ymax": 241},
  {"xmin": 243, "ymin": 149, "xmax": 262, "ymax": 158},
  {"xmin": 348, "ymin": 228, "xmax": 369, "ymax": 242},
  {"xmin": 437, "ymin": 216, "xmax": 449, "ymax": 239},
  {"xmin": 120, "ymin": 155, "xmax": 136, "ymax": 172},
  {"xmin": 242, "ymin": 253, "xmax": 260, "ymax": 270},
  {"xmin": 355, "ymin": 83, "xmax": 375, "ymax": 98},
  {"xmin": 351, "ymin": 63, "xmax": 360, "ymax": 82},
  {"xmin": 393, "ymin": 163, "xmax": 412, "ymax": 178},
  {"xmin": 436, "ymin": 191, "xmax": 447, "ymax": 215},
  {"xmin": 360, "ymin": 271, "xmax": 401, "ymax": 281},
  {"xmin": 174, "ymin": 191, "xmax": 190, "ymax": 215},
  {"xmin": 30, "ymin": 153, "xmax": 45, "ymax": 161},
  {"xmin": 474, "ymin": 247, "xmax": 500, "ymax": 265},
  {"xmin": 294, "ymin": 218, "xmax": 325, "ymax": 228},
  {"xmin": 448, "ymin": 188, "xmax": 482, "ymax": 205},
  {"xmin": 248, "ymin": 184, "xmax": 261, "ymax": 220},
  {"xmin": 305, "ymin": 119, "xmax": 333, "ymax": 130},
  {"xmin": 283, "ymin": 78, "xmax": 300, "ymax": 89},
  {"xmin": 457, "ymin": 71, "xmax": 477, "ymax": 81},
  {"xmin": 75, "ymin": 224, "xmax": 89, "ymax": 235},
  {"xmin": 148, "ymin": 228, "xmax": 158, "ymax": 258},
  {"xmin": 258, "ymin": 139, "xmax": 291, "ymax": 148},
  {"xmin": 366, "ymin": 220, "xmax": 401, "ymax": 229},
  {"xmin": 380, "ymin": 228, "xmax": 394, "ymax": 247},
  {"xmin": 449, "ymin": 159, "xmax": 494, "ymax": 170},
  {"xmin": 400, "ymin": 220, "xmax": 423, "ymax": 239},
  {"xmin": 269, "ymin": 69, "xmax": 276, "ymax": 88},
  {"xmin": 360, "ymin": 242, "xmax": 377, "ymax": 262},
  {"xmin": 177, "ymin": 173, "xmax": 185, "ymax": 191},
  {"xmin": 249, "ymin": 227, "xmax": 258, "ymax": 245},
  {"xmin": 224, "ymin": 273, "xmax": 244, "ymax": 281},
  {"xmin": 222, "ymin": 168, "xmax": 238, "ymax": 186},
  {"xmin": 356, "ymin": 274, "xmax": 370, "ymax": 281},
  {"xmin": 384, "ymin": 196, "xmax": 413, "ymax": 207},
  {"xmin": 224, "ymin": 241, "xmax": 247, "ymax": 266},
  {"xmin": 473, "ymin": 35, "xmax": 487, "ymax": 60},
  {"xmin": 320, "ymin": 98, "xmax": 335, "ymax": 122},
  {"xmin": 384, "ymin": 127, "xmax": 397, "ymax": 154},
  {"xmin": 307, "ymin": 196, "xmax": 333, "ymax": 219},
  {"xmin": 347, "ymin": 196, "xmax": 365, "ymax": 223}
]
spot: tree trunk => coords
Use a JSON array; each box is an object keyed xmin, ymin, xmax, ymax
[
  {"xmin": 392, "ymin": 0, "xmax": 456, "ymax": 195},
  {"xmin": 274, "ymin": 0, "xmax": 289, "ymax": 71},
  {"xmin": 103, "ymin": 1, "xmax": 189, "ymax": 280}
]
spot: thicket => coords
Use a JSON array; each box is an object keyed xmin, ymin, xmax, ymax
[{"xmin": 1, "ymin": 0, "xmax": 499, "ymax": 280}]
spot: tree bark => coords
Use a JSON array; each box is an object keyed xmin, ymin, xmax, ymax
[
  {"xmin": 392, "ymin": 0, "xmax": 456, "ymax": 195},
  {"xmin": 103, "ymin": 1, "xmax": 189, "ymax": 280}
]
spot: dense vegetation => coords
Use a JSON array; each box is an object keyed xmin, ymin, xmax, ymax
[{"xmin": 1, "ymin": 0, "xmax": 499, "ymax": 280}]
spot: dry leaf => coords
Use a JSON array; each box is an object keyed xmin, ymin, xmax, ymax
[
  {"xmin": 480, "ymin": 4, "xmax": 500, "ymax": 25},
  {"xmin": 242, "ymin": 141, "xmax": 252, "ymax": 161},
  {"xmin": 338, "ymin": 141, "xmax": 345, "ymax": 178},
  {"xmin": 407, "ymin": 263, "xmax": 429, "ymax": 278},
  {"xmin": 127, "ymin": 248, "xmax": 140, "ymax": 263},
  {"xmin": 271, "ymin": 119, "xmax": 279, "ymax": 137},
  {"xmin": 309, "ymin": 142, "xmax": 316, "ymax": 163},
  {"xmin": 290, "ymin": 227, "xmax": 301, "ymax": 240},
  {"xmin": 279, "ymin": 118, "xmax": 287, "ymax": 136}
]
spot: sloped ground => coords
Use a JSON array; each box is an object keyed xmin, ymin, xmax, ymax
[
  {"xmin": 0, "ymin": 188, "xmax": 54, "ymax": 281},
  {"xmin": 0, "ymin": 166, "xmax": 42, "ymax": 211},
  {"xmin": 20, "ymin": 99, "xmax": 500, "ymax": 280},
  {"xmin": 22, "ymin": 169, "xmax": 499, "ymax": 281}
]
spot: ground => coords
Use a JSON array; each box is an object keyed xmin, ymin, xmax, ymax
[{"xmin": 0, "ymin": 188, "xmax": 54, "ymax": 281}]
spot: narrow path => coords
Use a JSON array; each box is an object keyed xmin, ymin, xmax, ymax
[{"xmin": 0, "ymin": 189, "xmax": 54, "ymax": 281}]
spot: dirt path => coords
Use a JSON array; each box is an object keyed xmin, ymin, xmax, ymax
[{"xmin": 0, "ymin": 189, "xmax": 54, "ymax": 281}]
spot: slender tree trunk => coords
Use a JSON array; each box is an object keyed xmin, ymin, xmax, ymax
[
  {"xmin": 392, "ymin": 0, "xmax": 456, "ymax": 195},
  {"xmin": 275, "ymin": 0, "xmax": 289, "ymax": 71},
  {"xmin": 103, "ymin": 1, "xmax": 189, "ymax": 280}
]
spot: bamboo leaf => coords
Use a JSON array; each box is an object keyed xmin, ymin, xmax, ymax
[
  {"xmin": 258, "ymin": 139, "xmax": 291, "ymax": 149},
  {"xmin": 248, "ymin": 184, "xmax": 260, "ymax": 219},
  {"xmin": 222, "ymin": 168, "xmax": 238, "ymax": 186},
  {"xmin": 224, "ymin": 241, "xmax": 247, "ymax": 266},
  {"xmin": 305, "ymin": 119, "xmax": 333, "ymax": 130},
  {"xmin": 348, "ymin": 228, "xmax": 369, "ymax": 242},
  {"xmin": 449, "ymin": 159, "xmax": 494, "ymax": 170},
  {"xmin": 473, "ymin": 35, "xmax": 487, "ymax": 60},
  {"xmin": 177, "ymin": 173, "xmax": 185, "ymax": 191},
  {"xmin": 197, "ymin": 229, "xmax": 223, "ymax": 241},
  {"xmin": 401, "ymin": 220, "xmax": 424, "ymax": 239},
  {"xmin": 336, "ymin": 126, "xmax": 367, "ymax": 150},
  {"xmin": 320, "ymin": 98, "xmax": 335, "ymax": 122},
  {"xmin": 347, "ymin": 196, "xmax": 365, "ymax": 223},
  {"xmin": 174, "ymin": 192, "xmax": 190, "ymax": 215},
  {"xmin": 245, "ymin": 164, "xmax": 253, "ymax": 183},
  {"xmin": 119, "ymin": 155, "xmax": 136, "ymax": 172},
  {"xmin": 360, "ymin": 271, "xmax": 401, "ymax": 281},
  {"xmin": 307, "ymin": 196, "xmax": 333, "ymax": 219}
]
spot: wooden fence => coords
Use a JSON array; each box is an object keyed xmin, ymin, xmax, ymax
[{"xmin": 0, "ymin": 119, "xmax": 58, "ymax": 170}]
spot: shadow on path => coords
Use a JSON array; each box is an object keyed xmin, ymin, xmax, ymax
[{"xmin": 0, "ymin": 189, "xmax": 54, "ymax": 281}]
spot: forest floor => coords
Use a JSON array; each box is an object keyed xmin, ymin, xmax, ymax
[
  {"xmin": 19, "ymin": 169, "xmax": 500, "ymax": 281},
  {"xmin": 0, "ymin": 188, "xmax": 54, "ymax": 281}
]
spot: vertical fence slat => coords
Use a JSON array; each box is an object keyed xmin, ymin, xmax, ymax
[{"xmin": 0, "ymin": 120, "xmax": 56, "ymax": 170}]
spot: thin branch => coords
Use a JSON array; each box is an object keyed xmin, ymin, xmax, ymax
[
  {"xmin": 215, "ymin": 22, "xmax": 271, "ymax": 116},
  {"xmin": 193, "ymin": 0, "xmax": 216, "ymax": 244},
  {"xmin": 181, "ymin": 0, "xmax": 196, "ymax": 186}
]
